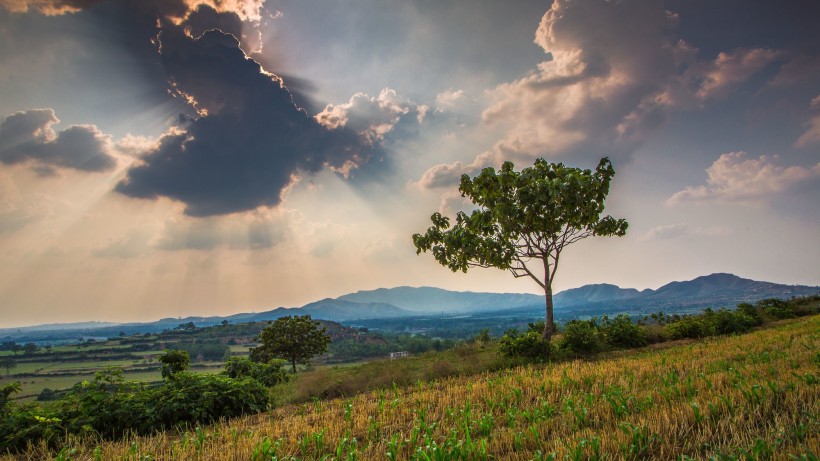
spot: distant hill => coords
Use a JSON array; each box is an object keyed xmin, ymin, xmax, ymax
[
  {"xmin": 338, "ymin": 286, "xmax": 543, "ymax": 313},
  {"xmin": 644, "ymin": 273, "xmax": 810, "ymax": 302},
  {"xmin": 554, "ymin": 283, "xmax": 641, "ymax": 305},
  {"xmin": 299, "ymin": 298, "xmax": 412, "ymax": 321}
]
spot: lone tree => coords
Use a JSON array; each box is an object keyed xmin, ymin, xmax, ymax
[
  {"xmin": 0, "ymin": 357, "xmax": 15, "ymax": 376},
  {"xmin": 413, "ymin": 157, "xmax": 628, "ymax": 340},
  {"xmin": 250, "ymin": 315, "xmax": 330, "ymax": 373},
  {"xmin": 158, "ymin": 349, "xmax": 190, "ymax": 379}
]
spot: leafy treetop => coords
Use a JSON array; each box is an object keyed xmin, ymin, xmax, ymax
[
  {"xmin": 250, "ymin": 315, "xmax": 330, "ymax": 373},
  {"xmin": 158, "ymin": 349, "xmax": 190, "ymax": 380}
]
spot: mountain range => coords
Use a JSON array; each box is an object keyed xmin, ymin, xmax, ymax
[{"xmin": 1, "ymin": 273, "xmax": 817, "ymax": 339}]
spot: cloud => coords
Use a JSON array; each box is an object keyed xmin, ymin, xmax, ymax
[
  {"xmin": 640, "ymin": 223, "xmax": 730, "ymax": 241},
  {"xmin": 687, "ymin": 48, "xmax": 781, "ymax": 101},
  {"xmin": 114, "ymin": 134, "xmax": 161, "ymax": 158},
  {"xmin": 476, "ymin": 0, "xmax": 684, "ymax": 163},
  {"xmin": 0, "ymin": 0, "xmax": 265, "ymax": 21},
  {"xmin": 0, "ymin": 0, "xmax": 104, "ymax": 15},
  {"xmin": 415, "ymin": 0, "xmax": 785, "ymax": 190},
  {"xmin": 793, "ymin": 95, "xmax": 820, "ymax": 149},
  {"xmin": 413, "ymin": 160, "xmax": 489, "ymax": 191},
  {"xmin": 315, "ymin": 88, "xmax": 426, "ymax": 146},
  {"xmin": 435, "ymin": 89, "xmax": 467, "ymax": 110},
  {"xmin": 0, "ymin": 109, "xmax": 117, "ymax": 174},
  {"xmin": 795, "ymin": 114, "xmax": 820, "ymax": 148},
  {"xmin": 414, "ymin": 161, "xmax": 466, "ymax": 190},
  {"xmin": 116, "ymin": 27, "xmax": 377, "ymax": 217},
  {"xmin": 667, "ymin": 152, "xmax": 820, "ymax": 206},
  {"xmin": 769, "ymin": 54, "xmax": 820, "ymax": 87}
]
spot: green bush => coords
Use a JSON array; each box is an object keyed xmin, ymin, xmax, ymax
[
  {"xmin": 36, "ymin": 388, "xmax": 60, "ymax": 401},
  {"xmin": 1, "ymin": 367, "xmax": 273, "ymax": 452},
  {"xmin": 560, "ymin": 320, "xmax": 603, "ymax": 353},
  {"xmin": 150, "ymin": 372, "xmax": 270, "ymax": 429},
  {"xmin": 736, "ymin": 303, "xmax": 765, "ymax": 325},
  {"xmin": 642, "ymin": 323, "xmax": 671, "ymax": 344},
  {"xmin": 705, "ymin": 309, "xmax": 758, "ymax": 335},
  {"xmin": 665, "ymin": 317, "xmax": 713, "ymax": 339},
  {"xmin": 223, "ymin": 356, "xmax": 288, "ymax": 387},
  {"xmin": 599, "ymin": 315, "xmax": 647, "ymax": 348},
  {"xmin": 757, "ymin": 298, "xmax": 797, "ymax": 319},
  {"xmin": 498, "ymin": 329, "xmax": 552, "ymax": 359}
]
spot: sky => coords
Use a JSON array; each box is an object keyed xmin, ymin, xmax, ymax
[{"xmin": 0, "ymin": 0, "xmax": 818, "ymax": 327}]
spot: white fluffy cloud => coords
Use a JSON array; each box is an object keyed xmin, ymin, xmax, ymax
[
  {"xmin": 667, "ymin": 152, "xmax": 820, "ymax": 206},
  {"xmin": 315, "ymin": 88, "xmax": 424, "ymax": 146},
  {"xmin": 413, "ymin": 161, "xmax": 473, "ymax": 190},
  {"xmin": 434, "ymin": 89, "xmax": 467, "ymax": 110}
]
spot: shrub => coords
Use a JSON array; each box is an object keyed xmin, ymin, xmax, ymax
[
  {"xmin": 36, "ymin": 388, "xmax": 60, "ymax": 401},
  {"xmin": 642, "ymin": 324, "xmax": 671, "ymax": 344},
  {"xmin": 560, "ymin": 320, "xmax": 603, "ymax": 354},
  {"xmin": 757, "ymin": 298, "xmax": 797, "ymax": 319},
  {"xmin": 665, "ymin": 317, "xmax": 713, "ymax": 339},
  {"xmin": 498, "ymin": 330, "xmax": 552, "ymax": 359},
  {"xmin": 224, "ymin": 357, "xmax": 288, "ymax": 387},
  {"xmin": 791, "ymin": 295, "xmax": 820, "ymax": 316},
  {"xmin": 736, "ymin": 303, "xmax": 765, "ymax": 326},
  {"xmin": 705, "ymin": 309, "xmax": 757, "ymax": 335},
  {"xmin": 150, "ymin": 373, "xmax": 270, "ymax": 429},
  {"xmin": 600, "ymin": 315, "xmax": 647, "ymax": 348}
]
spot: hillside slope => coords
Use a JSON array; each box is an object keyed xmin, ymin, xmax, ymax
[{"xmin": 31, "ymin": 315, "xmax": 818, "ymax": 460}]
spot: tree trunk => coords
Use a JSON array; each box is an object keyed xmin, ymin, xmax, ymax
[
  {"xmin": 542, "ymin": 285, "xmax": 555, "ymax": 341},
  {"xmin": 291, "ymin": 359, "xmax": 297, "ymax": 373}
]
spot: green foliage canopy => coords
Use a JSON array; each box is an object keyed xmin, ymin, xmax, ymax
[
  {"xmin": 250, "ymin": 315, "xmax": 330, "ymax": 373},
  {"xmin": 223, "ymin": 356, "xmax": 288, "ymax": 387},
  {"xmin": 413, "ymin": 157, "xmax": 627, "ymax": 339},
  {"xmin": 158, "ymin": 349, "xmax": 190, "ymax": 379}
]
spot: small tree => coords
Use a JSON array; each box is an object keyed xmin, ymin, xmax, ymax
[
  {"xmin": 413, "ymin": 157, "xmax": 627, "ymax": 340},
  {"xmin": 250, "ymin": 315, "xmax": 330, "ymax": 373},
  {"xmin": 22, "ymin": 343, "xmax": 38, "ymax": 355},
  {"xmin": 158, "ymin": 349, "xmax": 190, "ymax": 379},
  {"xmin": 0, "ymin": 357, "xmax": 15, "ymax": 376}
]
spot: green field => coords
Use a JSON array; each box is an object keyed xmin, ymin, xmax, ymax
[{"xmin": 1, "ymin": 334, "xmax": 251, "ymax": 401}]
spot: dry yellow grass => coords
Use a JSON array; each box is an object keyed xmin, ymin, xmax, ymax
[{"xmin": 9, "ymin": 316, "xmax": 818, "ymax": 460}]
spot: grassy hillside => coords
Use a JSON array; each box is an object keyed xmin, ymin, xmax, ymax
[{"xmin": 13, "ymin": 315, "xmax": 818, "ymax": 460}]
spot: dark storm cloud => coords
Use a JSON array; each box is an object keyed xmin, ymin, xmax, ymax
[
  {"xmin": 116, "ymin": 26, "xmax": 375, "ymax": 217},
  {"xmin": 0, "ymin": 109, "xmax": 116, "ymax": 173},
  {"xmin": 5, "ymin": 0, "xmax": 407, "ymax": 216}
]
